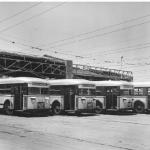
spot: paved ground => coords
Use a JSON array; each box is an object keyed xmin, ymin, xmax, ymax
[{"xmin": 0, "ymin": 112, "xmax": 150, "ymax": 150}]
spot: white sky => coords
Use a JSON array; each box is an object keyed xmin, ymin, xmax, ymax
[{"xmin": 0, "ymin": 2, "xmax": 149, "ymax": 81}]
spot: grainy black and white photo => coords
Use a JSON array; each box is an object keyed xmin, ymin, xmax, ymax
[{"xmin": 0, "ymin": 1, "xmax": 150, "ymax": 150}]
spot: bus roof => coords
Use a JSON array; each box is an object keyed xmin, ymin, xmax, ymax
[
  {"xmin": 48, "ymin": 79, "xmax": 95, "ymax": 86},
  {"xmin": 133, "ymin": 82, "xmax": 150, "ymax": 87},
  {"xmin": 93, "ymin": 80, "xmax": 133, "ymax": 87},
  {"xmin": 0, "ymin": 77, "xmax": 48, "ymax": 84}
]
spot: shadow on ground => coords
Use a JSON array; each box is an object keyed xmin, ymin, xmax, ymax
[{"xmin": 102, "ymin": 111, "xmax": 137, "ymax": 116}]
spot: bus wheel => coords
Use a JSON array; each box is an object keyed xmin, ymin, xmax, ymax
[
  {"xmin": 134, "ymin": 102, "xmax": 145, "ymax": 113},
  {"xmin": 95, "ymin": 102, "xmax": 103, "ymax": 114},
  {"xmin": 52, "ymin": 102, "xmax": 61, "ymax": 115},
  {"xmin": 4, "ymin": 101, "xmax": 13, "ymax": 115}
]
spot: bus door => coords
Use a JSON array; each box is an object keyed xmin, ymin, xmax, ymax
[
  {"xmin": 64, "ymin": 86, "xmax": 75, "ymax": 110},
  {"xmin": 106, "ymin": 87, "xmax": 118, "ymax": 109},
  {"xmin": 13, "ymin": 84, "xmax": 23, "ymax": 110},
  {"xmin": 147, "ymin": 88, "xmax": 150, "ymax": 109}
]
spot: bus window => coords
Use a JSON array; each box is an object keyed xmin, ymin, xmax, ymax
[
  {"xmin": 96, "ymin": 87, "xmax": 104, "ymax": 96},
  {"xmin": 121, "ymin": 90, "xmax": 129, "ymax": 96},
  {"xmin": 41, "ymin": 88, "xmax": 49, "ymax": 94},
  {"xmin": 28, "ymin": 87, "xmax": 40, "ymax": 95},
  {"xmin": 112, "ymin": 88, "xmax": 119, "ymax": 95},
  {"xmin": 78, "ymin": 89, "xmax": 95, "ymax": 96},
  {"xmin": 49, "ymin": 86, "xmax": 62, "ymax": 95},
  {"xmin": 89, "ymin": 89, "xmax": 95, "ymax": 96},
  {"xmin": 78, "ymin": 89, "xmax": 88, "ymax": 96},
  {"xmin": 147, "ymin": 88, "xmax": 150, "ymax": 95},
  {"xmin": 22, "ymin": 85, "xmax": 28, "ymax": 95},
  {"xmin": 134, "ymin": 88, "xmax": 144, "ymax": 96},
  {"xmin": 121, "ymin": 89, "xmax": 133, "ymax": 96},
  {"xmin": 82, "ymin": 89, "xmax": 88, "ymax": 95},
  {"xmin": 49, "ymin": 89, "xmax": 61, "ymax": 95},
  {"xmin": 0, "ymin": 88, "xmax": 11, "ymax": 94}
]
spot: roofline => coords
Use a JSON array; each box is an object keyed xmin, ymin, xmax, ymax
[
  {"xmin": 48, "ymin": 79, "xmax": 95, "ymax": 86},
  {"xmin": 92, "ymin": 80, "xmax": 133, "ymax": 86},
  {"xmin": 0, "ymin": 77, "xmax": 49, "ymax": 84}
]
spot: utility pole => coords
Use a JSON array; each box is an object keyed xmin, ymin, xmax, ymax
[
  {"xmin": 121, "ymin": 56, "xmax": 123, "ymax": 70},
  {"xmin": 121, "ymin": 56, "xmax": 123, "ymax": 79}
]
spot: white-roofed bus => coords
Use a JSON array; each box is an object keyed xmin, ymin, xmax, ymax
[
  {"xmin": 48, "ymin": 79, "xmax": 101, "ymax": 115},
  {"xmin": 0, "ymin": 77, "xmax": 52, "ymax": 115},
  {"xmin": 93, "ymin": 81, "xmax": 134, "ymax": 112},
  {"xmin": 133, "ymin": 82, "xmax": 150, "ymax": 113}
]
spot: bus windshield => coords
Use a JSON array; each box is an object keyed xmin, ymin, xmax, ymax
[
  {"xmin": 78, "ymin": 88, "xmax": 95, "ymax": 96},
  {"xmin": 41, "ymin": 88, "xmax": 49, "ymax": 94},
  {"xmin": 28, "ymin": 87, "xmax": 49, "ymax": 95},
  {"xmin": 121, "ymin": 89, "xmax": 133, "ymax": 96}
]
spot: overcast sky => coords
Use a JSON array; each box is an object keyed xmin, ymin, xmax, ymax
[{"xmin": 0, "ymin": 2, "xmax": 149, "ymax": 81}]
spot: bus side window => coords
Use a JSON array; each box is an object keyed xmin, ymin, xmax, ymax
[
  {"xmin": 134, "ymin": 88, "xmax": 139, "ymax": 95},
  {"xmin": 22, "ymin": 85, "xmax": 28, "ymax": 95},
  {"xmin": 0, "ymin": 84, "xmax": 11, "ymax": 94},
  {"xmin": 138, "ymin": 88, "xmax": 144, "ymax": 95},
  {"xmin": 148, "ymin": 88, "xmax": 150, "ymax": 95},
  {"xmin": 134, "ymin": 88, "xmax": 144, "ymax": 96},
  {"xmin": 112, "ymin": 87, "xmax": 120, "ymax": 95},
  {"xmin": 50, "ymin": 86, "xmax": 61, "ymax": 95},
  {"xmin": 96, "ymin": 87, "xmax": 104, "ymax": 96}
]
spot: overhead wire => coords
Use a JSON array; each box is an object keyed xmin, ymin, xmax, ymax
[
  {"xmin": 1, "ymin": 34, "xmax": 150, "ymax": 66},
  {"xmin": 0, "ymin": 2, "xmax": 41, "ymax": 24},
  {"xmin": 38, "ymin": 18, "xmax": 150, "ymax": 49},
  {"xmin": 0, "ymin": 2, "xmax": 65, "ymax": 33},
  {"xmin": 0, "ymin": 3, "xmax": 149, "ymax": 63},
  {"xmin": 84, "ymin": 41, "xmax": 150, "ymax": 56},
  {"xmin": 38, "ymin": 12, "xmax": 150, "ymax": 47},
  {"xmin": 0, "ymin": 4, "xmax": 150, "ymax": 72}
]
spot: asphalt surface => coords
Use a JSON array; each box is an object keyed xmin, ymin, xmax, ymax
[{"xmin": 0, "ymin": 112, "xmax": 150, "ymax": 150}]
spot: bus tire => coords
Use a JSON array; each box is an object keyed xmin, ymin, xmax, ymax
[
  {"xmin": 134, "ymin": 102, "xmax": 145, "ymax": 113},
  {"xmin": 52, "ymin": 101, "xmax": 61, "ymax": 115},
  {"xmin": 4, "ymin": 101, "xmax": 13, "ymax": 115},
  {"xmin": 95, "ymin": 101, "xmax": 103, "ymax": 114}
]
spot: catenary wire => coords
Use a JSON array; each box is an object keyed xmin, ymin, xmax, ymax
[
  {"xmin": 0, "ymin": 2, "xmax": 65, "ymax": 33},
  {"xmin": 38, "ymin": 12, "xmax": 150, "ymax": 47},
  {"xmin": 0, "ymin": 2, "xmax": 41, "ymax": 24}
]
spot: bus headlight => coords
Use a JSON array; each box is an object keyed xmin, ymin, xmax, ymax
[
  {"xmin": 45, "ymin": 97, "xmax": 49, "ymax": 104},
  {"xmin": 81, "ymin": 98, "xmax": 86, "ymax": 103},
  {"xmin": 30, "ymin": 97, "xmax": 36, "ymax": 104},
  {"xmin": 123, "ymin": 98, "xmax": 127, "ymax": 102}
]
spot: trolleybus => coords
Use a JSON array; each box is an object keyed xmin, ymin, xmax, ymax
[
  {"xmin": 93, "ymin": 80, "xmax": 134, "ymax": 112},
  {"xmin": 48, "ymin": 79, "xmax": 101, "ymax": 114},
  {"xmin": 133, "ymin": 82, "xmax": 150, "ymax": 113},
  {"xmin": 0, "ymin": 77, "xmax": 52, "ymax": 115}
]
